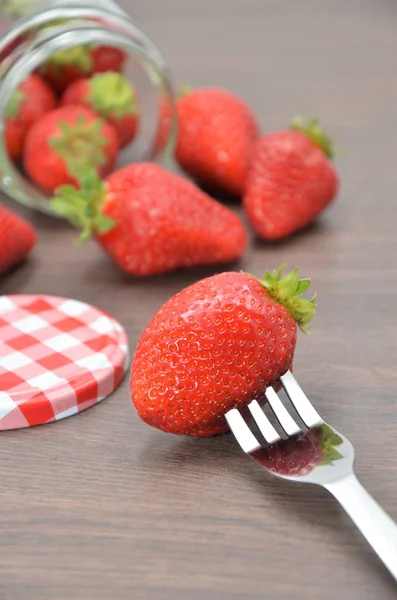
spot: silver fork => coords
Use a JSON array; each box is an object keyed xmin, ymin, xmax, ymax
[{"xmin": 225, "ymin": 370, "xmax": 397, "ymax": 581}]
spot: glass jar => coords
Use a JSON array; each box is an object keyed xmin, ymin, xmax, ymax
[{"xmin": 0, "ymin": 0, "xmax": 177, "ymax": 215}]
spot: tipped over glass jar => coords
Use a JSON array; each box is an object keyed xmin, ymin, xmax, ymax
[{"xmin": 0, "ymin": 0, "xmax": 177, "ymax": 215}]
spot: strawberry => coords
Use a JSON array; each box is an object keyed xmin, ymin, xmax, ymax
[
  {"xmin": 5, "ymin": 74, "xmax": 57, "ymax": 160},
  {"xmin": 49, "ymin": 162, "xmax": 247, "ymax": 276},
  {"xmin": 253, "ymin": 424, "xmax": 344, "ymax": 477},
  {"xmin": 38, "ymin": 45, "xmax": 126, "ymax": 94},
  {"xmin": 130, "ymin": 266, "xmax": 316, "ymax": 436},
  {"xmin": 244, "ymin": 117, "xmax": 339, "ymax": 240},
  {"xmin": 23, "ymin": 105, "xmax": 119, "ymax": 192},
  {"xmin": 175, "ymin": 86, "xmax": 260, "ymax": 196},
  {"xmin": 90, "ymin": 46, "xmax": 126, "ymax": 74},
  {"xmin": 62, "ymin": 73, "xmax": 139, "ymax": 149},
  {"xmin": 0, "ymin": 205, "xmax": 36, "ymax": 276}
]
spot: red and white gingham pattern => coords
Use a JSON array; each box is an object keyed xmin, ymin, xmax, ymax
[{"xmin": 0, "ymin": 295, "xmax": 129, "ymax": 430}]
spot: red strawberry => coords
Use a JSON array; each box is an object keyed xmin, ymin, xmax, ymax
[
  {"xmin": 62, "ymin": 73, "xmax": 138, "ymax": 149},
  {"xmin": 90, "ymin": 46, "xmax": 126, "ymax": 74},
  {"xmin": 38, "ymin": 45, "xmax": 125, "ymax": 94},
  {"xmin": 244, "ymin": 118, "xmax": 339, "ymax": 240},
  {"xmin": 5, "ymin": 74, "xmax": 57, "ymax": 160},
  {"xmin": 175, "ymin": 86, "xmax": 260, "ymax": 196},
  {"xmin": 253, "ymin": 424, "xmax": 343, "ymax": 477},
  {"xmin": 0, "ymin": 205, "xmax": 36, "ymax": 275},
  {"xmin": 130, "ymin": 266, "xmax": 316, "ymax": 436},
  {"xmin": 23, "ymin": 105, "xmax": 119, "ymax": 192},
  {"xmin": 50, "ymin": 162, "xmax": 247, "ymax": 276}
]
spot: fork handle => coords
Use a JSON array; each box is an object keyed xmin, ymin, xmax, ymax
[{"xmin": 325, "ymin": 473, "xmax": 397, "ymax": 581}]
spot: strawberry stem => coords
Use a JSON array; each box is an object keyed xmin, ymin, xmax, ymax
[
  {"xmin": 51, "ymin": 169, "xmax": 115, "ymax": 242},
  {"xmin": 290, "ymin": 116, "xmax": 335, "ymax": 159},
  {"xmin": 87, "ymin": 72, "xmax": 138, "ymax": 120},
  {"xmin": 257, "ymin": 265, "xmax": 316, "ymax": 333},
  {"xmin": 50, "ymin": 115, "xmax": 107, "ymax": 179}
]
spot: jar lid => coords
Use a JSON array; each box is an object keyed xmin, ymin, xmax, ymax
[{"xmin": 0, "ymin": 295, "xmax": 129, "ymax": 430}]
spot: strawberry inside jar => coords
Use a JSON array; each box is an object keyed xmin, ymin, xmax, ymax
[{"xmin": 0, "ymin": 0, "xmax": 177, "ymax": 215}]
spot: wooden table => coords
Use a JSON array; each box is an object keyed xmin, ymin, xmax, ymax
[{"xmin": 1, "ymin": 1, "xmax": 396, "ymax": 598}]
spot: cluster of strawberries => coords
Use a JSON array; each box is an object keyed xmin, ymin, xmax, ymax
[
  {"xmin": 4, "ymin": 45, "xmax": 137, "ymax": 189},
  {"xmin": 1, "ymin": 38, "xmax": 339, "ymax": 278},
  {"xmin": 0, "ymin": 46, "xmax": 340, "ymax": 446}
]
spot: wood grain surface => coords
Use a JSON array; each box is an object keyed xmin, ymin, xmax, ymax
[{"xmin": 1, "ymin": 1, "xmax": 397, "ymax": 598}]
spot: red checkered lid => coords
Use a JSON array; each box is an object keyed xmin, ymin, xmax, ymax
[{"xmin": 0, "ymin": 295, "xmax": 129, "ymax": 430}]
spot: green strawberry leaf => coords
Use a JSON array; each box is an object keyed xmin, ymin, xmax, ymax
[
  {"xmin": 95, "ymin": 214, "xmax": 116, "ymax": 235},
  {"xmin": 319, "ymin": 447, "xmax": 344, "ymax": 467},
  {"xmin": 51, "ymin": 196, "xmax": 86, "ymax": 226},
  {"xmin": 51, "ymin": 169, "xmax": 115, "ymax": 242},
  {"xmin": 320, "ymin": 423, "xmax": 343, "ymax": 446},
  {"xmin": 269, "ymin": 264, "xmax": 287, "ymax": 282},
  {"xmin": 50, "ymin": 115, "xmax": 107, "ymax": 179},
  {"xmin": 295, "ymin": 279, "xmax": 311, "ymax": 295},
  {"xmin": 277, "ymin": 268, "xmax": 301, "ymax": 297},
  {"xmin": 315, "ymin": 423, "xmax": 345, "ymax": 467},
  {"xmin": 6, "ymin": 89, "xmax": 24, "ymax": 119},
  {"xmin": 290, "ymin": 116, "xmax": 336, "ymax": 159},
  {"xmin": 87, "ymin": 72, "xmax": 139, "ymax": 120},
  {"xmin": 257, "ymin": 265, "xmax": 317, "ymax": 333}
]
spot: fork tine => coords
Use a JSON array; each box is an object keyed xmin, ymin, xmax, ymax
[
  {"xmin": 279, "ymin": 370, "xmax": 323, "ymax": 428},
  {"xmin": 248, "ymin": 400, "xmax": 281, "ymax": 444},
  {"xmin": 265, "ymin": 387, "xmax": 302, "ymax": 436},
  {"xmin": 225, "ymin": 409, "xmax": 261, "ymax": 453}
]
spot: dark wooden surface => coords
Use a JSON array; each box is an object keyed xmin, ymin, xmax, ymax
[{"xmin": 1, "ymin": 1, "xmax": 397, "ymax": 598}]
